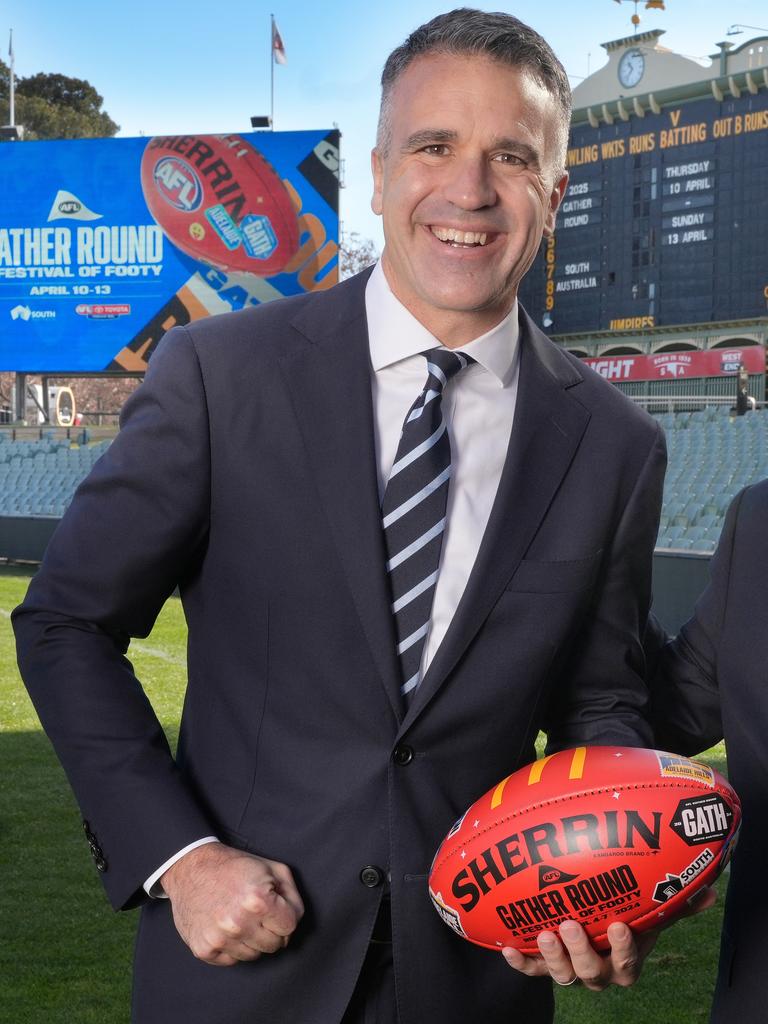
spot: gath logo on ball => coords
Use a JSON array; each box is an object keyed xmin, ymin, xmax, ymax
[{"xmin": 153, "ymin": 157, "xmax": 203, "ymax": 213}]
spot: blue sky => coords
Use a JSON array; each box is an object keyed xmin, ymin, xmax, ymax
[{"xmin": 5, "ymin": 1, "xmax": 768, "ymax": 251}]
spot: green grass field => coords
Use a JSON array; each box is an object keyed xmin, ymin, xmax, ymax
[{"xmin": 0, "ymin": 568, "xmax": 727, "ymax": 1023}]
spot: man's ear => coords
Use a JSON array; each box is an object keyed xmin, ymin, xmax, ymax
[
  {"xmin": 543, "ymin": 171, "xmax": 569, "ymax": 237},
  {"xmin": 371, "ymin": 148, "xmax": 384, "ymax": 216}
]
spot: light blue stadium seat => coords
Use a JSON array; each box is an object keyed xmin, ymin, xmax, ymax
[
  {"xmin": 674, "ymin": 537, "xmax": 695, "ymax": 550},
  {"xmin": 660, "ymin": 409, "xmax": 768, "ymax": 542},
  {"xmin": 685, "ymin": 526, "xmax": 707, "ymax": 541}
]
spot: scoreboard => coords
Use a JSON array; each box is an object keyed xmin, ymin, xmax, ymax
[{"xmin": 519, "ymin": 88, "xmax": 768, "ymax": 336}]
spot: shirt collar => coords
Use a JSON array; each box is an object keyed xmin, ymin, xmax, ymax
[{"xmin": 365, "ymin": 260, "xmax": 519, "ymax": 387}]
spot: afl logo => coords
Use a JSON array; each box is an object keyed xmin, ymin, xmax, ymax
[
  {"xmin": 153, "ymin": 156, "xmax": 202, "ymax": 212},
  {"xmin": 58, "ymin": 200, "xmax": 81, "ymax": 214}
]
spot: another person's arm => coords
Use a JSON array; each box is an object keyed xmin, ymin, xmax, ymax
[
  {"xmin": 542, "ymin": 419, "xmax": 666, "ymax": 753},
  {"xmin": 646, "ymin": 489, "xmax": 740, "ymax": 755}
]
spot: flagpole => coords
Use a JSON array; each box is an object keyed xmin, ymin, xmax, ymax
[
  {"xmin": 270, "ymin": 14, "xmax": 274, "ymax": 127},
  {"xmin": 9, "ymin": 29, "xmax": 14, "ymax": 127}
]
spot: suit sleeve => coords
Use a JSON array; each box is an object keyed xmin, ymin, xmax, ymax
[
  {"xmin": 544, "ymin": 422, "xmax": 666, "ymax": 751},
  {"xmin": 647, "ymin": 491, "xmax": 741, "ymax": 756},
  {"xmin": 12, "ymin": 326, "xmax": 217, "ymax": 911}
]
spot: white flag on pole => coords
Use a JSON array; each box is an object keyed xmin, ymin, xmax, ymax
[{"xmin": 272, "ymin": 19, "xmax": 287, "ymax": 65}]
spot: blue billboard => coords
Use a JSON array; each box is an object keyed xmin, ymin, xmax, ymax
[{"xmin": 0, "ymin": 130, "xmax": 340, "ymax": 372}]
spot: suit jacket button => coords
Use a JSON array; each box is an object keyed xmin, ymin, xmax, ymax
[
  {"xmin": 360, "ymin": 865, "xmax": 385, "ymax": 888},
  {"xmin": 393, "ymin": 744, "xmax": 414, "ymax": 766}
]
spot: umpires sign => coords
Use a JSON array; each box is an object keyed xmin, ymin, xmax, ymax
[{"xmin": 0, "ymin": 130, "xmax": 340, "ymax": 373}]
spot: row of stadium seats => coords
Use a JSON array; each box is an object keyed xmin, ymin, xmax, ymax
[
  {"xmin": 0, "ymin": 409, "xmax": 766, "ymax": 555},
  {"xmin": 654, "ymin": 407, "xmax": 768, "ymax": 553},
  {"xmin": 0, "ymin": 438, "xmax": 111, "ymax": 518}
]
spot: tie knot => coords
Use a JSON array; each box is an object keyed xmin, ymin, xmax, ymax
[{"xmin": 424, "ymin": 347, "xmax": 474, "ymax": 392}]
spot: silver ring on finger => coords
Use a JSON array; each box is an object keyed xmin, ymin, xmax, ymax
[{"xmin": 554, "ymin": 976, "xmax": 579, "ymax": 987}]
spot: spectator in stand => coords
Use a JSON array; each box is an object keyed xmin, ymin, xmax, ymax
[{"xmin": 735, "ymin": 364, "xmax": 750, "ymax": 416}]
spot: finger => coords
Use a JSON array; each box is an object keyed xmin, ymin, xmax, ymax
[
  {"xmin": 238, "ymin": 878, "xmax": 298, "ymax": 937},
  {"xmin": 213, "ymin": 916, "xmax": 288, "ymax": 957},
  {"xmin": 649, "ymin": 885, "xmax": 718, "ymax": 940},
  {"xmin": 536, "ymin": 928, "xmax": 581, "ymax": 987},
  {"xmin": 214, "ymin": 899, "xmax": 291, "ymax": 954},
  {"xmin": 557, "ymin": 920, "xmax": 609, "ymax": 990},
  {"xmin": 204, "ymin": 942, "xmax": 265, "ymax": 966},
  {"xmin": 246, "ymin": 921, "xmax": 292, "ymax": 953},
  {"xmin": 605, "ymin": 922, "xmax": 641, "ymax": 987},
  {"xmin": 256, "ymin": 889, "xmax": 302, "ymax": 938},
  {"xmin": 226, "ymin": 940, "xmax": 265, "ymax": 963},
  {"xmin": 680, "ymin": 885, "xmax": 718, "ymax": 919},
  {"xmin": 207, "ymin": 952, "xmax": 240, "ymax": 967},
  {"xmin": 190, "ymin": 939, "xmax": 257, "ymax": 967},
  {"xmin": 270, "ymin": 862, "xmax": 306, "ymax": 921},
  {"xmin": 501, "ymin": 946, "xmax": 550, "ymax": 977}
]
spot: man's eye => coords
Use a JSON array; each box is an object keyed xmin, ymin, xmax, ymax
[
  {"xmin": 422, "ymin": 144, "xmax": 449, "ymax": 155},
  {"xmin": 495, "ymin": 153, "xmax": 525, "ymax": 165}
]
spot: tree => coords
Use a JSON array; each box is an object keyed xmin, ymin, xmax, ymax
[
  {"xmin": 0, "ymin": 60, "xmax": 118, "ymax": 139},
  {"xmin": 339, "ymin": 232, "xmax": 378, "ymax": 279}
]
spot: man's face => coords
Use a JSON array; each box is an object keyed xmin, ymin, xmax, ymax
[{"xmin": 371, "ymin": 53, "xmax": 568, "ymax": 343}]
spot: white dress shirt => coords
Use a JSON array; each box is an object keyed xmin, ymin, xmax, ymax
[
  {"xmin": 366, "ymin": 260, "xmax": 520, "ymax": 671},
  {"xmin": 145, "ymin": 261, "xmax": 521, "ymax": 895}
]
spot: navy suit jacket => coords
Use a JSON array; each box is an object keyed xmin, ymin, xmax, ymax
[
  {"xmin": 649, "ymin": 480, "xmax": 768, "ymax": 1024},
  {"xmin": 14, "ymin": 269, "xmax": 665, "ymax": 1024}
]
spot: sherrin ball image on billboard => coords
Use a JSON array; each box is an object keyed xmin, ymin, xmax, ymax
[
  {"xmin": 140, "ymin": 134, "xmax": 300, "ymax": 277},
  {"xmin": 428, "ymin": 746, "xmax": 740, "ymax": 954}
]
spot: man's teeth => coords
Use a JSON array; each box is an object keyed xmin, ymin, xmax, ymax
[{"xmin": 431, "ymin": 227, "xmax": 488, "ymax": 246}]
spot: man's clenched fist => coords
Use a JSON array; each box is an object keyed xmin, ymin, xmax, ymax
[{"xmin": 161, "ymin": 842, "xmax": 304, "ymax": 966}]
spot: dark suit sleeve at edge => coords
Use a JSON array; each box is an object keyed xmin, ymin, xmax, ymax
[
  {"xmin": 647, "ymin": 490, "xmax": 742, "ymax": 755},
  {"xmin": 12, "ymin": 326, "xmax": 216, "ymax": 911},
  {"xmin": 544, "ymin": 422, "xmax": 666, "ymax": 752}
]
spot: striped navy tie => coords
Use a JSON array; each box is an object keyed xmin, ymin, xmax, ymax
[{"xmin": 381, "ymin": 347, "xmax": 474, "ymax": 703}]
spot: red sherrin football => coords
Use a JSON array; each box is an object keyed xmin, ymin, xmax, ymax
[
  {"xmin": 428, "ymin": 746, "xmax": 740, "ymax": 953},
  {"xmin": 140, "ymin": 134, "xmax": 299, "ymax": 276}
]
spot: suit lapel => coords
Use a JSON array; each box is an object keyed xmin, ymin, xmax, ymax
[
  {"xmin": 402, "ymin": 311, "xmax": 591, "ymax": 729},
  {"xmin": 279, "ymin": 272, "xmax": 403, "ymax": 721}
]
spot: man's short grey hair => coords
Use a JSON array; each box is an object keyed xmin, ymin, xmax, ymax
[{"xmin": 377, "ymin": 8, "xmax": 571, "ymax": 176}]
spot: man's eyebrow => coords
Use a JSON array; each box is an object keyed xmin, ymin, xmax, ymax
[
  {"xmin": 491, "ymin": 137, "xmax": 540, "ymax": 165},
  {"xmin": 401, "ymin": 128, "xmax": 457, "ymax": 152}
]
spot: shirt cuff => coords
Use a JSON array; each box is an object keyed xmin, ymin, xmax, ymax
[{"xmin": 144, "ymin": 836, "xmax": 220, "ymax": 898}]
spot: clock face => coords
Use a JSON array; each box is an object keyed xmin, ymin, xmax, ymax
[{"xmin": 619, "ymin": 48, "xmax": 645, "ymax": 87}]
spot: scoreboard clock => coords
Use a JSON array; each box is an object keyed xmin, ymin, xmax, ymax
[{"xmin": 618, "ymin": 48, "xmax": 646, "ymax": 87}]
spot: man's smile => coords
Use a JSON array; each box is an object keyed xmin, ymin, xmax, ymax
[{"xmin": 428, "ymin": 226, "xmax": 492, "ymax": 247}]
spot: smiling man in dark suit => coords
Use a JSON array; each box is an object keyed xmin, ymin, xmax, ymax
[{"xmin": 14, "ymin": 9, "xmax": 667, "ymax": 1023}]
